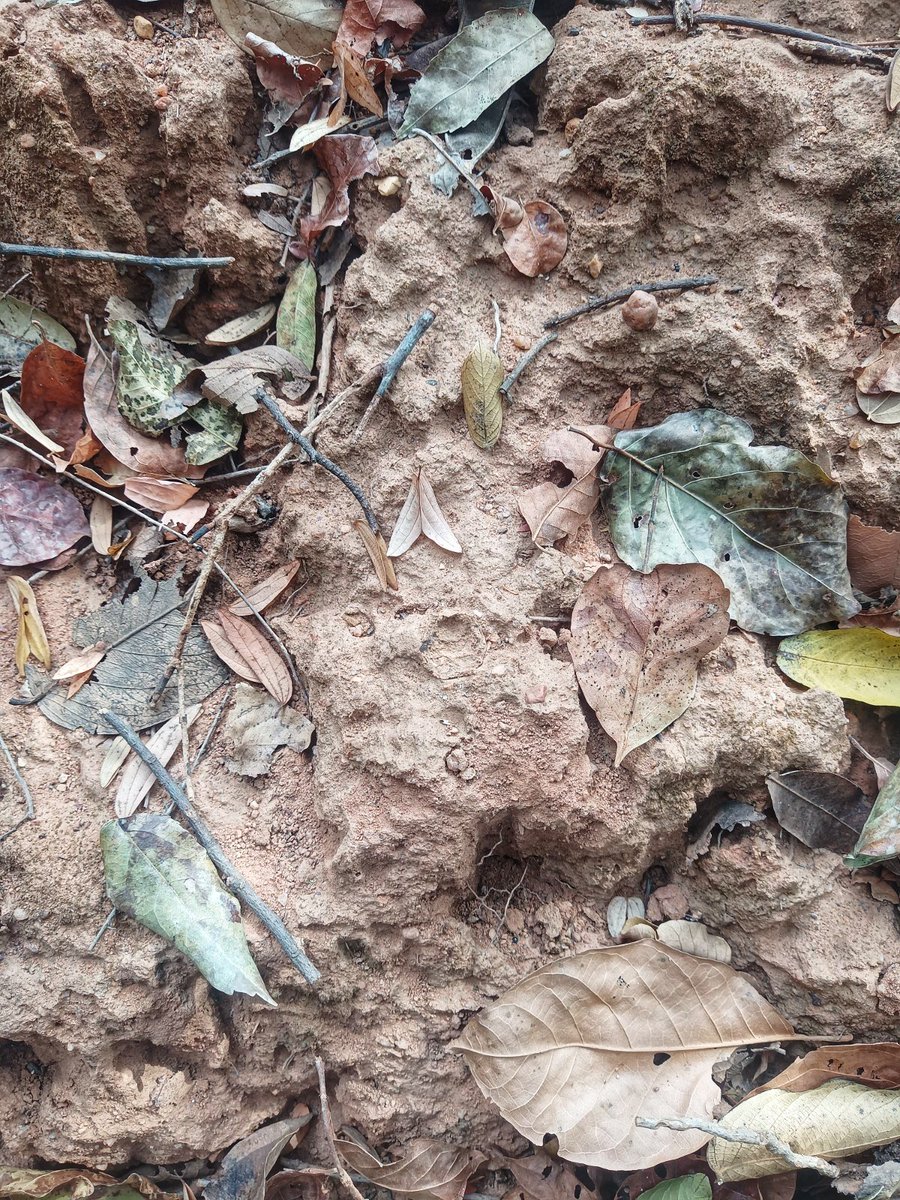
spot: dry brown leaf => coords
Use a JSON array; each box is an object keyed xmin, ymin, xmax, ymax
[
  {"xmin": 455, "ymin": 939, "xmax": 794, "ymax": 1170},
  {"xmin": 656, "ymin": 919, "xmax": 731, "ymax": 963},
  {"xmin": 517, "ymin": 425, "xmax": 610, "ymax": 547},
  {"xmin": 856, "ymin": 335, "xmax": 900, "ymax": 395},
  {"xmin": 205, "ymin": 303, "xmax": 278, "ymax": 347},
  {"xmin": 201, "ymin": 618, "xmax": 263, "ymax": 685},
  {"xmin": 218, "ymin": 609, "xmax": 292, "ymax": 705},
  {"xmin": 8, "ymin": 576, "xmax": 51, "ymax": 676},
  {"xmin": 336, "ymin": 1136, "xmax": 485, "ymax": 1200},
  {"xmin": 621, "ymin": 916, "xmax": 657, "ymax": 941},
  {"xmin": 387, "ymin": 469, "xmax": 462, "ymax": 557},
  {"xmin": 298, "ymin": 134, "xmax": 379, "ymax": 251},
  {"xmin": 751, "ymin": 1045, "xmax": 900, "ymax": 1097},
  {"xmin": 245, "ymin": 32, "xmax": 324, "ymax": 107},
  {"xmin": 53, "ymin": 643, "xmax": 106, "ymax": 682},
  {"xmin": 606, "ymin": 387, "xmax": 642, "ymax": 431},
  {"xmin": 462, "ymin": 340, "xmax": 503, "ymax": 450},
  {"xmin": 335, "ymin": 0, "xmax": 425, "ymax": 55},
  {"xmin": 847, "ymin": 515, "xmax": 900, "ymax": 596},
  {"xmin": 162, "ymin": 499, "xmax": 209, "ymax": 535},
  {"xmin": 354, "ymin": 519, "xmax": 398, "ymax": 590},
  {"xmin": 229, "ymin": 561, "xmax": 303, "ymax": 616},
  {"xmin": 124, "ymin": 478, "xmax": 200, "ymax": 514},
  {"xmin": 199, "ymin": 345, "xmax": 314, "ymax": 414},
  {"xmin": 497, "ymin": 1155, "xmax": 582, "ymax": 1200},
  {"xmin": 334, "ymin": 42, "xmax": 383, "ymax": 115},
  {"xmin": 90, "ymin": 497, "xmax": 114, "ymax": 555},
  {"xmin": 709, "ymin": 1081, "xmax": 900, "ymax": 1182},
  {"xmin": 115, "ymin": 706, "xmax": 201, "ymax": 817},
  {"xmin": 498, "ymin": 200, "xmax": 567, "ymax": 277},
  {"xmin": 569, "ymin": 564, "xmax": 730, "ymax": 766}
]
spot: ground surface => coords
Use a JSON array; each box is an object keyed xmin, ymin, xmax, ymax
[{"xmin": 0, "ymin": 0, "xmax": 899, "ymax": 1174}]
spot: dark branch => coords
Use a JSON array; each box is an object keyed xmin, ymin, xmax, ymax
[
  {"xmin": 0, "ymin": 242, "xmax": 233, "ymax": 270},
  {"xmin": 545, "ymin": 275, "xmax": 718, "ymax": 329}
]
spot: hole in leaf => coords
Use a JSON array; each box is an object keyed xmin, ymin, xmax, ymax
[
  {"xmin": 653, "ymin": 1052, "xmax": 670, "ymax": 1066},
  {"xmin": 723, "ymin": 552, "xmax": 731, "ymax": 562}
]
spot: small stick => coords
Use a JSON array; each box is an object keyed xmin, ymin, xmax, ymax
[
  {"xmin": 491, "ymin": 299, "xmax": 502, "ymax": 355},
  {"xmin": 634, "ymin": 1116, "xmax": 839, "ymax": 1178},
  {"xmin": 0, "ymin": 272, "xmax": 31, "ymax": 302},
  {"xmin": 204, "ymin": 459, "xmax": 301, "ymax": 483},
  {"xmin": 501, "ymin": 332, "xmax": 558, "ymax": 396},
  {"xmin": 302, "ymin": 364, "xmax": 383, "ymax": 440},
  {"xmin": 546, "ymin": 276, "xmax": 718, "ymax": 329},
  {"xmin": 256, "ymin": 391, "xmax": 381, "ymax": 533},
  {"xmin": 0, "ymin": 729, "xmax": 35, "ymax": 821},
  {"xmin": 631, "ymin": 13, "xmax": 869, "ymax": 49},
  {"xmin": 0, "ymin": 243, "xmax": 233, "ymax": 270},
  {"xmin": 192, "ymin": 685, "xmax": 233, "ymax": 769},
  {"xmin": 101, "ymin": 711, "xmax": 321, "ymax": 986},
  {"xmin": 353, "ymin": 308, "xmax": 437, "ymax": 440},
  {"xmin": 312, "ymin": 314, "xmax": 338, "ymax": 417},
  {"xmin": 783, "ymin": 39, "xmax": 890, "ymax": 70},
  {"xmin": 89, "ymin": 908, "xmax": 118, "ymax": 950},
  {"xmin": 315, "ymin": 1058, "xmax": 369, "ymax": 1200}
]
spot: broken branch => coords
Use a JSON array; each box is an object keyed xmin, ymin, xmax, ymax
[
  {"xmin": 546, "ymin": 276, "xmax": 719, "ymax": 328},
  {"xmin": 630, "ymin": 13, "xmax": 883, "ymax": 52},
  {"xmin": 315, "ymin": 1057, "xmax": 369, "ymax": 1200},
  {"xmin": 0, "ymin": 242, "xmax": 234, "ymax": 270},
  {"xmin": 634, "ymin": 1115, "xmax": 839, "ymax": 1179},
  {"xmin": 353, "ymin": 307, "xmax": 438, "ymax": 440}
]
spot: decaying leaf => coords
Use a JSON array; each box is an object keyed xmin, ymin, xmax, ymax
[
  {"xmin": 496, "ymin": 1153, "xmax": 582, "ymax": 1200},
  {"xmin": 162, "ymin": 499, "xmax": 208, "ymax": 535},
  {"xmin": 217, "ymin": 610, "xmax": 292, "ymax": 705},
  {"xmin": 846, "ymin": 762, "xmax": 900, "ymax": 868},
  {"xmin": 115, "ymin": 707, "xmax": 202, "ymax": 818},
  {"xmin": 334, "ymin": 42, "xmax": 383, "ymax": 116},
  {"xmin": 336, "ymin": 1136, "xmax": 485, "ymax": 1200},
  {"xmin": 205, "ymin": 302, "xmax": 278, "ymax": 347},
  {"xmin": 210, "ymin": 0, "xmax": 341, "ymax": 58},
  {"xmin": 19, "ymin": 340, "xmax": 87, "ymax": 457},
  {"xmin": 462, "ymin": 340, "xmax": 503, "ymax": 450},
  {"xmin": 847, "ymin": 516, "xmax": 900, "ymax": 597},
  {"xmin": 245, "ymin": 32, "xmax": 324, "ymax": 108},
  {"xmin": 100, "ymin": 737, "xmax": 131, "ymax": 788},
  {"xmin": 229, "ymin": 561, "xmax": 302, "ymax": 616},
  {"xmin": 858, "ymin": 1163, "xmax": 900, "ymax": 1200},
  {"xmin": 709, "ymin": 1081, "xmax": 900, "ymax": 1182},
  {"xmin": 100, "ymin": 811, "xmax": 275, "ymax": 1004},
  {"xmin": 518, "ymin": 425, "xmax": 610, "ymax": 546},
  {"xmin": 0, "ymin": 297, "xmax": 76, "ymax": 374},
  {"xmin": 766, "ymin": 771, "xmax": 870, "ymax": 854},
  {"xmin": 28, "ymin": 572, "xmax": 228, "ymax": 733},
  {"xmin": 569, "ymin": 564, "xmax": 730, "ymax": 766},
  {"xmin": 53, "ymin": 643, "xmax": 106, "ymax": 695},
  {"xmin": 123, "ymin": 478, "xmax": 199, "ymax": 514},
  {"xmin": 108, "ymin": 319, "xmax": 198, "ymax": 436},
  {"xmin": 298, "ymin": 135, "xmax": 379, "ymax": 249},
  {"xmin": 8, "ymin": 576, "xmax": 51, "ymax": 676},
  {"xmin": 2, "ymin": 387, "xmax": 64, "ymax": 454},
  {"xmin": 656, "ymin": 920, "xmax": 731, "ymax": 964},
  {"xmin": 387, "ymin": 469, "xmax": 462, "ymax": 557},
  {"xmin": 0, "ymin": 1166, "xmax": 168, "ymax": 1200},
  {"xmin": 497, "ymin": 200, "xmax": 567, "ymax": 277},
  {"xmin": 607, "ymin": 387, "xmax": 642, "ymax": 430},
  {"xmin": 686, "ymin": 801, "xmax": 765, "ymax": 864},
  {"xmin": 455, "ymin": 939, "xmax": 793, "ymax": 1170},
  {"xmin": 607, "ymin": 410, "xmax": 858, "ymax": 635},
  {"xmin": 398, "ymin": 10, "xmax": 555, "ymax": 136},
  {"xmin": 146, "ymin": 265, "xmax": 200, "ymax": 332},
  {"xmin": 0, "ymin": 468, "xmax": 89, "ymax": 566},
  {"xmin": 777, "ymin": 629, "xmax": 900, "ymax": 706},
  {"xmin": 200, "ymin": 345, "xmax": 313, "ymax": 414},
  {"xmin": 276, "ymin": 262, "xmax": 318, "ymax": 371},
  {"xmin": 752, "ymin": 1045, "xmax": 900, "ymax": 1096},
  {"xmin": 225, "ymin": 684, "xmax": 313, "ymax": 777},
  {"xmin": 888, "ymin": 49, "xmax": 900, "ymax": 113},
  {"xmin": 204, "ymin": 1116, "xmax": 310, "ymax": 1200},
  {"xmin": 183, "ymin": 398, "xmax": 243, "ymax": 467},
  {"xmin": 354, "ymin": 520, "xmax": 399, "ymax": 589},
  {"xmin": 335, "ymin": 0, "xmax": 425, "ymax": 56},
  {"xmin": 90, "ymin": 496, "xmax": 114, "ymax": 555}
]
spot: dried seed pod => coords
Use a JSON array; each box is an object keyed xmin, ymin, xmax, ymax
[
  {"xmin": 622, "ymin": 290, "xmax": 659, "ymax": 331},
  {"xmin": 462, "ymin": 340, "xmax": 503, "ymax": 450}
]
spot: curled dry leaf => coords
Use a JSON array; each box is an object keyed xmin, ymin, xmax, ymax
[
  {"xmin": 205, "ymin": 1116, "xmax": 310, "ymax": 1200},
  {"xmin": 205, "ymin": 301, "xmax": 278, "ymax": 347},
  {"xmin": 19, "ymin": 340, "xmax": 87, "ymax": 457},
  {"xmin": 455, "ymin": 939, "xmax": 793, "ymax": 1170},
  {"xmin": 354, "ymin": 519, "xmax": 399, "ymax": 590},
  {"xmin": 90, "ymin": 497, "xmax": 114, "ymax": 555},
  {"xmin": 123, "ymin": 478, "xmax": 199, "ymax": 514},
  {"xmin": 387, "ymin": 469, "xmax": 462, "ymax": 557},
  {"xmin": 216, "ymin": 610, "xmax": 292, "ymax": 705},
  {"xmin": 336, "ymin": 0, "xmax": 425, "ymax": 56},
  {"xmin": 606, "ymin": 895, "xmax": 628, "ymax": 939},
  {"xmin": 846, "ymin": 515, "xmax": 900, "ymax": 597},
  {"xmin": 498, "ymin": 200, "xmax": 567, "ymax": 277},
  {"xmin": 607, "ymin": 386, "xmax": 642, "ymax": 430},
  {"xmin": 752, "ymin": 1045, "xmax": 900, "ymax": 1097},
  {"xmin": 462, "ymin": 340, "xmax": 503, "ymax": 450},
  {"xmin": 200, "ymin": 345, "xmax": 314, "ymax": 414},
  {"xmin": 765, "ymin": 771, "xmax": 871, "ymax": 854},
  {"xmin": 777, "ymin": 629, "xmax": 900, "ymax": 706},
  {"xmin": 656, "ymin": 920, "xmax": 731, "ymax": 963},
  {"xmin": 245, "ymin": 32, "xmax": 323, "ymax": 107},
  {"xmin": 2, "ymin": 387, "xmax": 65, "ymax": 454},
  {"xmin": 289, "ymin": 113, "xmax": 350, "ymax": 152},
  {"xmin": 209, "ymin": 0, "xmax": 341, "ymax": 59},
  {"xmin": 8, "ymin": 576, "xmax": 51, "ymax": 676},
  {"xmin": 229, "ymin": 560, "xmax": 303, "ymax": 616},
  {"xmin": 334, "ymin": 42, "xmax": 383, "ymax": 116},
  {"xmin": 115, "ymin": 706, "xmax": 202, "ymax": 818},
  {"xmin": 851, "ymin": 736, "xmax": 895, "ymax": 792},
  {"xmin": 336, "ymin": 1136, "xmax": 485, "ymax": 1200},
  {"xmin": 299, "ymin": 134, "xmax": 380, "ymax": 250},
  {"xmin": 846, "ymin": 761, "xmax": 900, "ymax": 868},
  {"xmin": 202, "ymin": 618, "xmax": 263, "ymax": 685},
  {"xmin": 0, "ymin": 468, "xmax": 89, "ymax": 566},
  {"xmin": 53, "ymin": 643, "xmax": 106, "ymax": 682},
  {"xmin": 518, "ymin": 424, "xmax": 610, "ymax": 547},
  {"xmin": 570, "ymin": 563, "xmax": 730, "ymax": 766}
]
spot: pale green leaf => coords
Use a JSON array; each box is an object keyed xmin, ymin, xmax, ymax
[
  {"xmin": 846, "ymin": 762, "xmax": 900, "ymax": 868},
  {"xmin": 276, "ymin": 262, "xmax": 317, "ymax": 371},
  {"xmin": 777, "ymin": 628, "xmax": 900, "ymax": 706},
  {"xmin": 640, "ymin": 1177, "xmax": 712, "ymax": 1200},
  {"xmin": 100, "ymin": 812, "xmax": 275, "ymax": 1005},
  {"xmin": 0, "ymin": 298, "xmax": 75, "ymax": 374},
  {"xmin": 184, "ymin": 399, "xmax": 243, "ymax": 465},
  {"xmin": 398, "ymin": 10, "xmax": 555, "ymax": 137},
  {"xmin": 607, "ymin": 409, "xmax": 858, "ymax": 635}
]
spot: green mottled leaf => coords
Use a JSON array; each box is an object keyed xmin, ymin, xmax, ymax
[
  {"xmin": 398, "ymin": 9, "xmax": 555, "ymax": 137},
  {"xmin": 0, "ymin": 298, "xmax": 76, "ymax": 374},
  {"xmin": 276, "ymin": 263, "xmax": 317, "ymax": 371},
  {"xmin": 100, "ymin": 812, "xmax": 275, "ymax": 1005},
  {"xmin": 185, "ymin": 398, "xmax": 243, "ymax": 465},
  {"xmin": 777, "ymin": 628, "xmax": 900, "ymax": 706},
  {"xmin": 108, "ymin": 319, "xmax": 198, "ymax": 435},
  {"xmin": 639, "ymin": 1177, "xmax": 711, "ymax": 1200},
  {"xmin": 846, "ymin": 762, "xmax": 900, "ymax": 868},
  {"xmin": 606, "ymin": 409, "xmax": 858, "ymax": 636}
]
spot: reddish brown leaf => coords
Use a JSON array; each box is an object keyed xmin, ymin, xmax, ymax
[
  {"xmin": 218, "ymin": 610, "xmax": 293, "ymax": 705},
  {"xmin": 335, "ymin": 0, "xmax": 425, "ymax": 56},
  {"xmin": 498, "ymin": 200, "xmax": 567, "ymax": 278},
  {"xmin": 229, "ymin": 561, "xmax": 303, "ymax": 616},
  {"xmin": 847, "ymin": 515, "xmax": 900, "ymax": 596},
  {"xmin": 855, "ymin": 334, "xmax": 900, "ymax": 394},
  {"xmin": 246, "ymin": 33, "xmax": 323, "ymax": 107},
  {"xmin": 200, "ymin": 619, "xmax": 263, "ymax": 686},
  {"xmin": 0, "ymin": 468, "xmax": 89, "ymax": 566},
  {"xmin": 750, "ymin": 1044, "xmax": 900, "ymax": 1096},
  {"xmin": 19, "ymin": 340, "xmax": 87, "ymax": 457},
  {"xmin": 334, "ymin": 42, "xmax": 383, "ymax": 116},
  {"xmin": 299, "ymin": 134, "xmax": 379, "ymax": 249},
  {"xmin": 606, "ymin": 387, "xmax": 642, "ymax": 431},
  {"xmin": 123, "ymin": 478, "xmax": 199, "ymax": 514}
]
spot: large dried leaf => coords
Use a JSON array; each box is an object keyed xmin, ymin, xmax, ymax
[
  {"xmin": 202, "ymin": 618, "xmax": 264, "ymax": 685},
  {"xmin": 776, "ymin": 629, "xmax": 900, "ymax": 706},
  {"xmin": 462, "ymin": 340, "xmax": 502, "ymax": 450},
  {"xmin": 19, "ymin": 341, "xmax": 87, "ymax": 457},
  {"xmin": 0, "ymin": 468, "xmax": 89, "ymax": 566},
  {"xmin": 224, "ymin": 684, "xmax": 313, "ymax": 777},
  {"xmin": 210, "ymin": 0, "xmax": 341, "ymax": 58},
  {"xmin": 454, "ymin": 939, "xmax": 794, "ymax": 1171},
  {"xmin": 766, "ymin": 771, "xmax": 870, "ymax": 853},
  {"xmin": 115, "ymin": 706, "xmax": 202, "ymax": 818},
  {"xmin": 108, "ymin": 319, "xmax": 198, "ymax": 435},
  {"xmin": 607, "ymin": 410, "xmax": 858, "ymax": 635},
  {"xmin": 846, "ymin": 762, "xmax": 900, "ymax": 867},
  {"xmin": 245, "ymin": 33, "xmax": 323, "ymax": 107},
  {"xmin": 499, "ymin": 200, "xmax": 567, "ymax": 278},
  {"xmin": 752, "ymin": 1045, "xmax": 900, "ymax": 1096},
  {"xmin": 100, "ymin": 812, "xmax": 275, "ymax": 1004},
  {"xmin": 518, "ymin": 425, "xmax": 609, "ymax": 547},
  {"xmin": 0, "ymin": 298, "xmax": 76, "ymax": 374},
  {"xmin": 200, "ymin": 346, "xmax": 313, "ymax": 414},
  {"xmin": 276, "ymin": 263, "xmax": 318, "ymax": 371},
  {"xmin": 336, "ymin": 0, "xmax": 425, "ymax": 56},
  {"xmin": 229, "ymin": 561, "xmax": 302, "ymax": 616},
  {"xmin": 336, "ymin": 1137, "xmax": 485, "ymax": 1200},
  {"xmin": 708, "ymin": 1081, "xmax": 900, "ymax": 1182},
  {"xmin": 218, "ymin": 610, "xmax": 292, "ymax": 705},
  {"xmin": 847, "ymin": 516, "xmax": 900, "ymax": 596},
  {"xmin": 387, "ymin": 469, "xmax": 462, "ymax": 557},
  {"xmin": 28, "ymin": 572, "xmax": 228, "ymax": 733},
  {"xmin": 298, "ymin": 136, "xmax": 379, "ymax": 250},
  {"xmin": 569, "ymin": 564, "xmax": 730, "ymax": 767},
  {"xmin": 656, "ymin": 920, "xmax": 731, "ymax": 964},
  {"xmin": 8, "ymin": 576, "xmax": 51, "ymax": 676},
  {"xmin": 205, "ymin": 1117, "xmax": 310, "ymax": 1200},
  {"xmin": 123, "ymin": 477, "xmax": 199, "ymax": 514},
  {"xmin": 398, "ymin": 10, "xmax": 555, "ymax": 136}
]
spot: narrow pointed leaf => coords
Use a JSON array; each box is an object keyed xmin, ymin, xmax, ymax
[
  {"xmin": 205, "ymin": 303, "xmax": 277, "ymax": 347},
  {"xmin": 228, "ymin": 561, "xmax": 302, "ymax": 616},
  {"xmin": 115, "ymin": 706, "xmax": 202, "ymax": 818},
  {"xmin": 53, "ymin": 644, "xmax": 106, "ymax": 682},
  {"xmin": 2, "ymin": 387, "xmax": 65, "ymax": 453},
  {"xmin": 90, "ymin": 497, "xmax": 114, "ymax": 555},
  {"xmin": 8, "ymin": 576, "xmax": 51, "ymax": 675},
  {"xmin": 201, "ymin": 619, "xmax": 263, "ymax": 685},
  {"xmin": 276, "ymin": 262, "xmax": 317, "ymax": 371},
  {"xmin": 387, "ymin": 477, "xmax": 423, "ymax": 557},
  {"xmin": 218, "ymin": 610, "xmax": 292, "ymax": 705},
  {"xmin": 777, "ymin": 628, "xmax": 900, "ymax": 706},
  {"xmin": 354, "ymin": 520, "xmax": 399, "ymax": 589},
  {"xmin": 846, "ymin": 762, "xmax": 900, "ymax": 867},
  {"xmin": 418, "ymin": 470, "xmax": 462, "ymax": 553}
]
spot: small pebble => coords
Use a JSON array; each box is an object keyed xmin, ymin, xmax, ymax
[
  {"xmin": 18, "ymin": 133, "xmax": 36, "ymax": 149},
  {"xmin": 134, "ymin": 15, "xmax": 154, "ymax": 38},
  {"xmin": 13, "ymin": 908, "xmax": 27, "ymax": 922},
  {"xmin": 588, "ymin": 254, "xmax": 603, "ymax": 279},
  {"xmin": 512, "ymin": 333, "xmax": 531, "ymax": 351},
  {"xmin": 461, "ymin": 767, "xmax": 477, "ymax": 782},
  {"xmin": 445, "ymin": 748, "xmax": 468, "ymax": 774},
  {"xmin": 537, "ymin": 628, "xmax": 558, "ymax": 647},
  {"xmin": 376, "ymin": 175, "xmax": 402, "ymax": 197}
]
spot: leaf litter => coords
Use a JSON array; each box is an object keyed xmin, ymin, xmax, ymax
[{"xmin": 224, "ymin": 684, "xmax": 313, "ymax": 777}]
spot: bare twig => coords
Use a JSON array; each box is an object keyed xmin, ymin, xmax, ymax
[
  {"xmin": 352, "ymin": 308, "xmax": 437, "ymax": 440},
  {"xmin": 312, "ymin": 314, "xmax": 338, "ymax": 417},
  {"xmin": 89, "ymin": 908, "xmax": 118, "ymax": 950},
  {"xmin": 0, "ymin": 729, "xmax": 35, "ymax": 822},
  {"xmin": 630, "ymin": 13, "xmax": 883, "ymax": 51},
  {"xmin": 204, "ymin": 459, "xmax": 301, "ymax": 483},
  {"xmin": 0, "ymin": 272, "xmax": 31, "ymax": 302},
  {"xmin": 491, "ymin": 300, "xmax": 502, "ymax": 355},
  {"xmin": 545, "ymin": 276, "xmax": 718, "ymax": 329},
  {"xmin": 501, "ymin": 332, "xmax": 558, "ymax": 396},
  {"xmin": 783, "ymin": 39, "xmax": 891, "ymax": 69},
  {"xmin": 301, "ymin": 364, "xmax": 383, "ymax": 439},
  {"xmin": 634, "ymin": 1116, "xmax": 839, "ymax": 1178},
  {"xmin": 192, "ymin": 685, "xmax": 233, "ymax": 770},
  {"xmin": 315, "ymin": 1058, "xmax": 369, "ymax": 1200},
  {"xmin": 101, "ymin": 711, "xmax": 321, "ymax": 986},
  {"xmin": 0, "ymin": 243, "xmax": 233, "ymax": 270}
]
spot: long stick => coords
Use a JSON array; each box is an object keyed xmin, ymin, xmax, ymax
[
  {"xmin": 352, "ymin": 308, "xmax": 437, "ymax": 440},
  {"xmin": 545, "ymin": 276, "xmax": 718, "ymax": 329},
  {"xmin": 0, "ymin": 243, "xmax": 233, "ymax": 270},
  {"xmin": 101, "ymin": 711, "xmax": 320, "ymax": 986},
  {"xmin": 0, "ymin": 729, "xmax": 35, "ymax": 831},
  {"xmin": 315, "ymin": 1058, "xmax": 369, "ymax": 1200},
  {"xmin": 635, "ymin": 1116, "xmax": 839, "ymax": 1178},
  {"xmin": 630, "ymin": 13, "xmax": 882, "ymax": 50}
]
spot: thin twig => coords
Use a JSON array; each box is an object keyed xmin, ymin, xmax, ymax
[
  {"xmin": 0, "ymin": 243, "xmax": 233, "ymax": 270},
  {"xmin": 631, "ymin": 13, "xmax": 875, "ymax": 50},
  {"xmin": 0, "ymin": 272, "xmax": 31, "ymax": 302},
  {"xmin": 501, "ymin": 332, "xmax": 558, "ymax": 396},
  {"xmin": 256, "ymin": 391, "xmax": 381, "ymax": 533},
  {"xmin": 783, "ymin": 39, "xmax": 890, "ymax": 69},
  {"xmin": 491, "ymin": 300, "xmax": 502, "ymax": 355},
  {"xmin": 0, "ymin": 729, "xmax": 35, "ymax": 821},
  {"xmin": 353, "ymin": 308, "xmax": 437, "ymax": 440},
  {"xmin": 301, "ymin": 364, "xmax": 383, "ymax": 440},
  {"xmin": 191, "ymin": 685, "xmax": 233, "ymax": 769},
  {"xmin": 408, "ymin": 128, "xmax": 485, "ymax": 202},
  {"xmin": 312, "ymin": 314, "xmax": 338, "ymax": 418},
  {"xmin": 546, "ymin": 276, "xmax": 719, "ymax": 329},
  {"xmin": 101, "ymin": 711, "xmax": 321, "ymax": 986},
  {"xmin": 634, "ymin": 1116, "xmax": 839, "ymax": 1178},
  {"xmin": 204, "ymin": 459, "xmax": 301, "ymax": 483},
  {"xmin": 315, "ymin": 1058, "xmax": 369, "ymax": 1200},
  {"xmin": 89, "ymin": 908, "xmax": 118, "ymax": 950}
]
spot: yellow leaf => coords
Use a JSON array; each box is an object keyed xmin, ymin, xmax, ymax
[
  {"xmin": 7, "ymin": 577, "xmax": 50, "ymax": 676},
  {"xmin": 2, "ymin": 388, "xmax": 65, "ymax": 454},
  {"xmin": 777, "ymin": 628, "xmax": 900, "ymax": 706},
  {"xmin": 462, "ymin": 340, "xmax": 503, "ymax": 450},
  {"xmin": 353, "ymin": 520, "xmax": 398, "ymax": 590}
]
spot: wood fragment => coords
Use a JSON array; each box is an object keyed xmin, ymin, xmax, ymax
[{"xmin": 315, "ymin": 1058, "xmax": 369, "ymax": 1200}]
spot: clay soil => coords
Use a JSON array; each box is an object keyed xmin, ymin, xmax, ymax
[{"xmin": 0, "ymin": 0, "xmax": 899, "ymax": 1177}]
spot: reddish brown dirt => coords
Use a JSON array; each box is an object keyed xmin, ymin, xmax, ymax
[{"xmin": 0, "ymin": 0, "xmax": 899, "ymax": 1174}]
